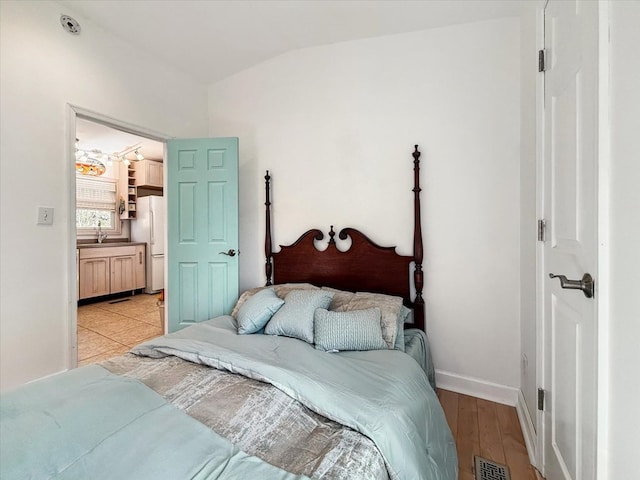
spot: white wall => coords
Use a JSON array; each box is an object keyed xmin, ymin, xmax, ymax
[
  {"xmin": 606, "ymin": 1, "xmax": 640, "ymax": 477},
  {"xmin": 209, "ymin": 19, "xmax": 522, "ymax": 397},
  {"xmin": 0, "ymin": 1, "xmax": 208, "ymax": 391}
]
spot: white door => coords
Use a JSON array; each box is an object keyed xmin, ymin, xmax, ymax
[{"xmin": 541, "ymin": 1, "xmax": 598, "ymax": 479}]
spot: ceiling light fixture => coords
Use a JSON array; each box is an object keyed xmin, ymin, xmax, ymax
[{"xmin": 74, "ymin": 142, "xmax": 143, "ymax": 175}]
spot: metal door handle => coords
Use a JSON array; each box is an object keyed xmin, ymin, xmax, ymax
[
  {"xmin": 219, "ymin": 249, "xmax": 238, "ymax": 257},
  {"xmin": 549, "ymin": 273, "xmax": 594, "ymax": 298}
]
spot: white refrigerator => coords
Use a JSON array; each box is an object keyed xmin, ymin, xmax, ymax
[{"xmin": 131, "ymin": 195, "xmax": 164, "ymax": 294}]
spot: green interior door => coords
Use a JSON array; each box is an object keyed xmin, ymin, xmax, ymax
[{"xmin": 167, "ymin": 138, "xmax": 239, "ymax": 332}]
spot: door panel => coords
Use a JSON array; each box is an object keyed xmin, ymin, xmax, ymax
[
  {"xmin": 550, "ymin": 294, "xmax": 580, "ymax": 479},
  {"xmin": 167, "ymin": 138, "xmax": 239, "ymax": 332},
  {"xmin": 208, "ymin": 262, "xmax": 229, "ymax": 319},
  {"xmin": 542, "ymin": 1, "xmax": 598, "ymax": 479},
  {"xmin": 178, "ymin": 262, "xmax": 198, "ymax": 323}
]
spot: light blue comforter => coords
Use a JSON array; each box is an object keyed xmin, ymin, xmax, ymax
[
  {"xmin": 0, "ymin": 364, "xmax": 308, "ymax": 480},
  {"xmin": 132, "ymin": 316, "xmax": 458, "ymax": 480}
]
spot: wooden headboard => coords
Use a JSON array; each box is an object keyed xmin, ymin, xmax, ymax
[{"xmin": 264, "ymin": 145, "xmax": 425, "ymax": 331}]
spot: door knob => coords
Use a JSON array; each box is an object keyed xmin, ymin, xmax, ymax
[
  {"xmin": 219, "ymin": 249, "xmax": 238, "ymax": 257},
  {"xmin": 549, "ymin": 273, "xmax": 594, "ymax": 298}
]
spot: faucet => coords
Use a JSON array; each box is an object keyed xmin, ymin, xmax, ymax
[{"xmin": 97, "ymin": 224, "xmax": 108, "ymax": 244}]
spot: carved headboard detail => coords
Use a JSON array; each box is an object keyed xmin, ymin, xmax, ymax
[{"xmin": 264, "ymin": 145, "xmax": 425, "ymax": 331}]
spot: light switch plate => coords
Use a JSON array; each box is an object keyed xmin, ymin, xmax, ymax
[{"xmin": 37, "ymin": 207, "xmax": 54, "ymax": 225}]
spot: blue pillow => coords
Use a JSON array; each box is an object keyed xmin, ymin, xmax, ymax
[
  {"xmin": 265, "ymin": 289, "xmax": 334, "ymax": 344},
  {"xmin": 314, "ymin": 307, "xmax": 387, "ymax": 352},
  {"xmin": 237, "ymin": 288, "xmax": 285, "ymax": 335}
]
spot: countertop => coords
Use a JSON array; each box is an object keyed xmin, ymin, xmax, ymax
[{"xmin": 76, "ymin": 241, "xmax": 146, "ymax": 249}]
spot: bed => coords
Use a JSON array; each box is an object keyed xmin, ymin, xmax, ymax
[{"xmin": 0, "ymin": 146, "xmax": 457, "ymax": 480}]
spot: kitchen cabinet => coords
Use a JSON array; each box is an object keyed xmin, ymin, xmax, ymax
[
  {"xmin": 79, "ymin": 257, "xmax": 110, "ymax": 299},
  {"xmin": 111, "ymin": 255, "xmax": 136, "ymax": 293},
  {"xmin": 78, "ymin": 244, "xmax": 146, "ymax": 299},
  {"xmin": 135, "ymin": 160, "xmax": 163, "ymax": 188}
]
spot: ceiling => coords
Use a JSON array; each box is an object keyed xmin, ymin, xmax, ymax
[
  {"xmin": 67, "ymin": 1, "xmax": 526, "ymax": 159},
  {"xmin": 58, "ymin": 0, "xmax": 527, "ymax": 85},
  {"xmin": 75, "ymin": 117, "xmax": 165, "ymax": 161}
]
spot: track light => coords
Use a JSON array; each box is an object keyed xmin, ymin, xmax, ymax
[{"xmin": 74, "ymin": 140, "xmax": 143, "ymax": 174}]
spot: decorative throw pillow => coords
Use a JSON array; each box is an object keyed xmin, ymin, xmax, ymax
[
  {"xmin": 231, "ymin": 283, "xmax": 319, "ymax": 318},
  {"xmin": 335, "ymin": 291, "xmax": 403, "ymax": 349},
  {"xmin": 321, "ymin": 286, "xmax": 356, "ymax": 311},
  {"xmin": 314, "ymin": 308, "xmax": 387, "ymax": 352},
  {"xmin": 273, "ymin": 283, "xmax": 319, "ymax": 299},
  {"xmin": 394, "ymin": 305, "xmax": 412, "ymax": 352},
  {"xmin": 264, "ymin": 289, "xmax": 334, "ymax": 344},
  {"xmin": 236, "ymin": 288, "xmax": 285, "ymax": 335},
  {"xmin": 231, "ymin": 286, "xmax": 265, "ymax": 318}
]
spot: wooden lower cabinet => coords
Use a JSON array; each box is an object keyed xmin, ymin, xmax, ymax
[
  {"xmin": 79, "ymin": 257, "xmax": 110, "ymax": 299},
  {"xmin": 111, "ymin": 255, "xmax": 136, "ymax": 294},
  {"xmin": 78, "ymin": 245, "xmax": 146, "ymax": 300}
]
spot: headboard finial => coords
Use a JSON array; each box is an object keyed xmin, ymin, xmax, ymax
[{"xmin": 328, "ymin": 226, "xmax": 336, "ymax": 245}]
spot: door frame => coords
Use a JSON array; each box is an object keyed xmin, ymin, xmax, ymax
[
  {"xmin": 65, "ymin": 104, "xmax": 170, "ymax": 369},
  {"xmin": 534, "ymin": 1, "xmax": 612, "ymax": 477},
  {"xmin": 534, "ymin": 0, "xmax": 546, "ymax": 473}
]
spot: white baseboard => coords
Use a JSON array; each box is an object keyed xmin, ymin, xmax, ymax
[
  {"xmin": 516, "ymin": 389, "xmax": 538, "ymax": 467},
  {"xmin": 435, "ymin": 370, "xmax": 539, "ymax": 469},
  {"xmin": 435, "ymin": 369, "xmax": 519, "ymax": 406}
]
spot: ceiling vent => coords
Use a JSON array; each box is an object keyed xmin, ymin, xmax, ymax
[{"xmin": 60, "ymin": 15, "xmax": 81, "ymax": 35}]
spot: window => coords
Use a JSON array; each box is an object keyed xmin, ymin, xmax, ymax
[{"xmin": 76, "ymin": 177, "xmax": 120, "ymax": 234}]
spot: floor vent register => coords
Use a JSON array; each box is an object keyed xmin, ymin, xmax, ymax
[{"xmin": 474, "ymin": 455, "xmax": 511, "ymax": 480}]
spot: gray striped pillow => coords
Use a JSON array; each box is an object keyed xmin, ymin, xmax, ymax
[{"xmin": 313, "ymin": 307, "xmax": 387, "ymax": 352}]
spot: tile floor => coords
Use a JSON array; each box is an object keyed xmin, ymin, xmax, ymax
[{"xmin": 77, "ymin": 293, "xmax": 164, "ymax": 366}]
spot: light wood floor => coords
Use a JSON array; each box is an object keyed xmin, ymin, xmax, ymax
[
  {"xmin": 437, "ymin": 389, "xmax": 540, "ymax": 480},
  {"xmin": 77, "ymin": 293, "xmax": 164, "ymax": 366}
]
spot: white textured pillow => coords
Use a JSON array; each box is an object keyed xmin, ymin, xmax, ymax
[
  {"xmin": 265, "ymin": 289, "xmax": 334, "ymax": 344},
  {"xmin": 314, "ymin": 308, "xmax": 387, "ymax": 352},
  {"xmin": 236, "ymin": 288, "xmax": 285, "ymax": 335}
]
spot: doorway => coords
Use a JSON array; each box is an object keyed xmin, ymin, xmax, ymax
[{"xmin": 68, "ymin": 106, "xmax": 169, "ymax": 368}]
